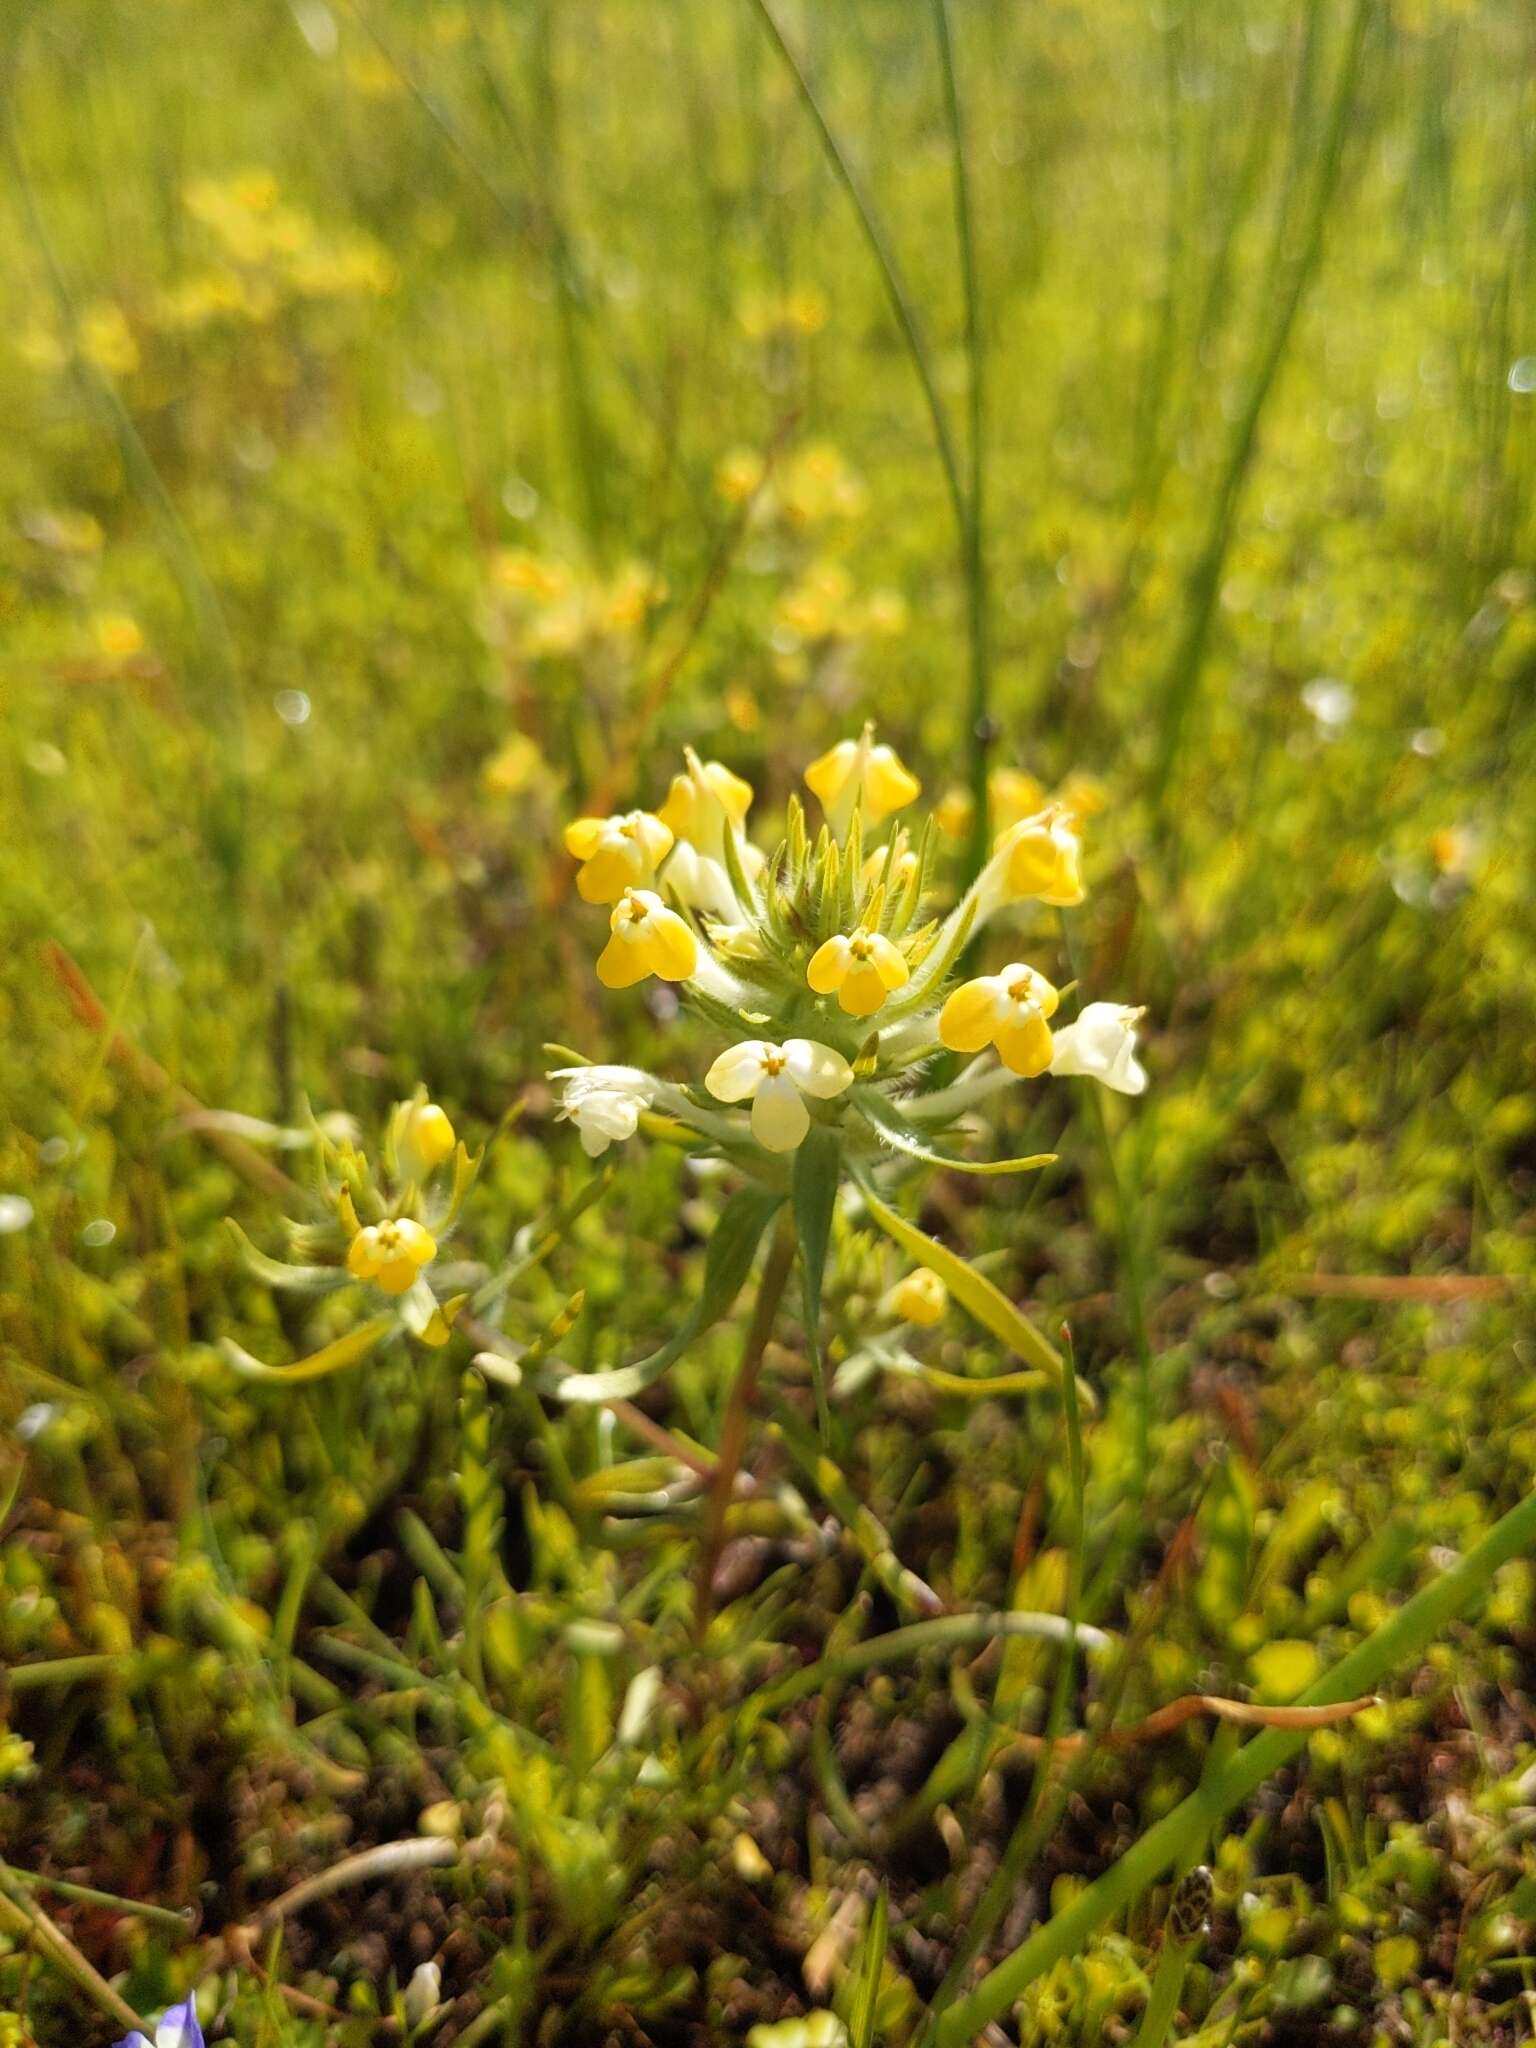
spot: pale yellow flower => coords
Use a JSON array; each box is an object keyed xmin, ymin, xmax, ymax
[
  {"xmin": 705, "ymin": 1037, "xmax": 853, "ymax": 1152},
  {"xmin": 92, "ymin": 613, "xmax": 144, "ymax": 662}
]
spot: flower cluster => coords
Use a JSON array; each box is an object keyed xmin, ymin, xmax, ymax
[
  {"xmin": 226, "ymin": 1093, "xmax": 480, "ymax": 1365},
  {"xmin": 551, "ymin": 724, "xmax": 1147, "ymax": 1170},
  {"xmin": 487, "ymin": 548, "xmax": 666, "ymax": 664},
  {"xmin": 17, "ymin": 171, "xmax": 391, "ymax": 379}
]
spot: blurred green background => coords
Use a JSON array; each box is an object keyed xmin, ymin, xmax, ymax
[{"xmin": 2, "ymin": 0, "xmax": 1535, "ymax": 2039}]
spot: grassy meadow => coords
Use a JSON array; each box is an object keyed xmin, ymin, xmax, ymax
[{"xmin": 3, "ymin": 0, "xmax": 1536, "ymax": 2041}]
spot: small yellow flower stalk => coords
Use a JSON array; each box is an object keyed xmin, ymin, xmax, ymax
[{"xmin": 223, "ymin": 720, "xmax": 1149, "ymax": 1418}]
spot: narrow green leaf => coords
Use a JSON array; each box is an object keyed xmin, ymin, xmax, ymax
[
  {"xmin": 225, "ymin": 1219, "xmax": 350, "ymax": 1296},
  {"xmin": 852, "ymin": 1884, "xmax": 890, "ymax": 2048},
  {"xmin": 793, "ymin": 1127, "xmax": 840, "ymax": 1439},
  {"xmin": 792, "ymin": 1127, "xmax": 840, "ymax": 1331},
  {"xmin": 220, "ymin": 1313, "xmax": 397, "ymax": 1384},
  {"xmin": 551, "ymin": 1187, "xmax": 784, "ymax": 1402},
  {"xmin": 855, "ymin": 1087, "xmax": 1056, "ymax": 1177},
  {"xmin": 853, "ymin": 1173, "xmax": 1086, "ymax": 1406}
]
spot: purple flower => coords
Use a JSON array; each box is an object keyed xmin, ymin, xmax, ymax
[{"xmin": 114, "ymin": 1998, "xmax": 205, "ymax": 2048}]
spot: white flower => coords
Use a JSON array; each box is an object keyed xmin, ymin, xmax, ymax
[
  {"xmin": 403, "ymin": 1961, "xmax": 442, "ymax": 2026},
  {"xmin": 663, "ymin": 840, "xmax": 740, "ymax": 921},
  {"xmin": 704, "ymin": 1038, "xmax": 854, "ymax": 1152},
  {"xmin": 550, "ymin": 1065, "xmax": 658, "ymax": 1155},
  {"xmin": 1048, "ymin": 1003, "xmax": 1148, "ymax": 1095}
]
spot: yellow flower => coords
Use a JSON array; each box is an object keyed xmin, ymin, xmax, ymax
[
  {"xmin": 784, "ymin": 284, "xmax": 829, "ymax": 335},
  {"xmin": 347, "ymin": 1217, "xmax": 436, "ymax": 1296},
  {"xmin": 777, "ymin": 561, "xmax": 854, "ymax": 641},
  {"xmin": 491, "ymin": 549, "xmax": 575, "ymax": 604},
  {"xmin": 807, "ymin": 927, "xmax": 909, "ymax": 1018},
  {"xmin": 1056, "ymin": 770, "xmax": 1107, "ymax": 821},
  {"xmin": 859, "ymin": 588, "xmax": 908, "ymax": 638},
  {"xmin": 657, "ymin": 752, "xmax": 754, "ymax": 849},
  {"xmin": 404, "ymin": 1102, "xmax": 456, "ymax": 1171},
  {"xmin": 78, "ymin": 301, "xmax": 140, "ymax": 378},
  {"xmin": 939, "ymin": 963, "xmax": 1061, "ymax": 1076},
  {"xmin": 934, "ymin": 788, "xmax": 973, "ymax": 841},
  {"xmin": 92, "ymin": 613, "xmax": 144, "ymax": 662},
  {"xmin": 994, "ymin": 804, "xmax": 1085, "ymax": 908},
  {"xmin": 991, "ymin": 767, "xmax": 1049, "ymax": 834},
  {"xmin": 596, "ymin": 888, "xmax": 697, "ymax": 989},
  {"xmin": 860, "ymin": 837, "xmax": 918, "ymax": 895},
  {"xmin": 563, "ymin": 810, "xmax": 674, "ymax": 904},
  {"xmin": 805, "ymin": 724, "xmax": 920, "ymax": 829},
  {"xmin": 484, "ymin": 733, "xmax": 546, "ymax": 796},
  {"xmin": 884, "ymin": 1267, "xmax": 948, "ymax": 1327},
  {"xmin": 716, "ymin": 446, "xmax": 767, "ymax": 504},
  {"xmin": 780, "ymin": 441, "xmax": 866, "ymax": 526}
]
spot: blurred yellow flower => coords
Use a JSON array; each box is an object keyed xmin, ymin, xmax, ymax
[
  {"xmin": 78, "ymin": 302, "xmax": 139, "ymax": 377},
  {"xmin": 776, "ymin": 560, "xmax": 855, "ymax": 641},
  {"xmin": 779, "ymin": 442, "xmax": 866, "ymax": 526},
  {"xmin": 92, "ymin": 613, "xmax": 145, "ymax": 662},
  {"xmin": 716, "ymin": 446, "xmax": 767, "ymax": 504},
  {"xmin": 483, "ymin": 733, "xmax": 547, "ymax": 796},
  {"xmin": 403, "ymin": 1102, "xmax": 456, "ymax": 1172},
  {"xmin": 884, "ymin": 1267, "xmax": 948, "ymax": 1326}
]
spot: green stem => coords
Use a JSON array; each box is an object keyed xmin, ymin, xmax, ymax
[
  {"xmin": 934, "ymin": 1478, "xmax": 1536, "ymax": 2045},
  {"xmin": 6, "ymin": 1867, "xmax": 192, "ymax": 1936},
  {"xmin": 1129, "ymin": 1933, "xmax": 1197, "ymax": 2048},
  {"xmin": 0, "ymin": 1862, "xmax": 149, "ymax": 2036},
  {"xmin": 694, "ymin": 1217, "xmax": 798, "ymax": 1629},
  {"xmin": 918, "ymin": 1333, "xmax": 1089, "ymax": 2028}
]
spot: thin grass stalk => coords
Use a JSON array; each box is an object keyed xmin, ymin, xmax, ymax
[
  {"xmin": 931, "ymin": 0, "xmax": 993, "ymax": 878},
  {"xmin": 916, "ymin": 1334, "xmax": 1088, "ymax": 2032},
  {"xmin": 2, "ymin": 7, "xmax": 247, "ymax": 897},
  {"xmin": 1146, "ymin": 0, "xmax": 1375, "ymax": 818},
  {"xmin": 746, "ymin": 3, "xmax": 975, "ymax": 634},
  {"xmin": 932, "ymin": 1474, "xmax": 1536, "ymax": 2044}
]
